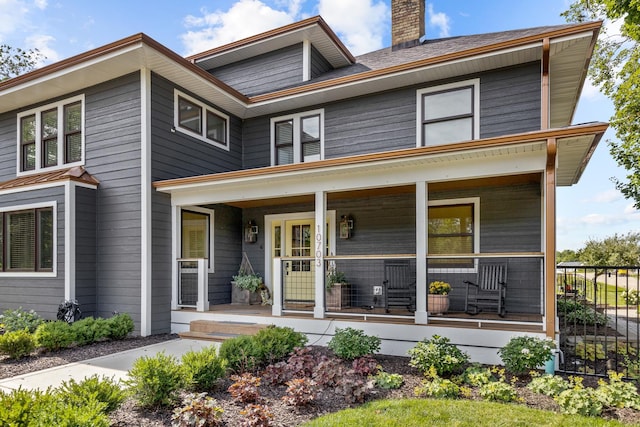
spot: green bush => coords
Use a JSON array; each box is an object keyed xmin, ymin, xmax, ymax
[
  {"xmin": 414, "ymin": 375, "xmax": 461, "ymax": 399},
  {"xmin": 557, "ymin": 299, "xmax": 608, "ymax": 326},
  {"xmin": 498, "ymin": 336, "xmax": 554, "ymax": 375},
  {"xmin": 57, "ymin": 374, "xmax": 126, "ymax": 413},
  {"xmin": 527, "ymin": 374, "xmax": 570, "ymax": 397},
  {"xmin": 408, "ymin": 335, "xmax": 469, "ymax": 376},
  {"xmin": 182, "ymin": 345, "xmax": 227, "ymax": 391},
  {"xmin": 253, "ymin": 325, "xmax": 308, "ymax": 364},
  {"xmin": 478, "ymin": 380, "xmax": 519, "ymax": 403},
  {"xmin": 0, "ymin": 329, "xmax": 35, "ymax": 359},
  {"xmin": 555, "ymin": 387, "xmax": 603, "ymax": 417},
  {"xmin": 219, "ymin": 335, "xmax": 259, "ymax": 373},
  {"xmin": 126, "ymin": 351, "xmax": 184, "ymax": 407},
  {"xmin": 460, "ymin": 364, "xmax": 494, "ymax": 387},
  {"xmin": 374, "ymin": 371, "xmax": 404, "ymax": 389},
  {"xmin": 34, "ymin": 320, "xmax": 74, "ymax": 351},
  {"xmin": 172, "ymin": 392, "xmax": 224, "ymax": 427},
  {"xmin": 70, "ymin": 316, "xmax": 110, "ymax": 346},
  {"xmin": 0, "ymin": 307, "xmax": 43, "ymax": 333},
  {"xmin": 595, "ymin": 371, "xmax": 640, "ymax": 410},
  {"xmin": 106, "ymin": 313, "xmax": 134, "ymax": 340},
  {"xmin": 328, "ymin": 327, "xmax": 381, "ymax": 360}
]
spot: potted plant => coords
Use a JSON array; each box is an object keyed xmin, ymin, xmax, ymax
[
  {"xmin": 231, "ymin": 273, "xmax": 263, "ymax": 305},
  {"xmin": 428, "ymin": 280, "xmax": 451, "ymax": 315},
  {"xmin": 326, "ymin": 266, "xmax": 350, "ymax": 310}
]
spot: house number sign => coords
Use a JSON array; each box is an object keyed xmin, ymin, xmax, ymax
[{"xmin": 315, "ymin": 225, "xmax": 323, "ymax": 267}]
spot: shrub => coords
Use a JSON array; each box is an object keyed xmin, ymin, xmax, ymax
[
  {"xmin": 595, "ymin": 371, "xmax": 640, "ymax": 410},
  {"xmin": 312, "ymin": 357, "xmax": 345, "ymax": 387},
  {"xmin": 282, "ymin": 378, "xmax": 316, "ymax": 406},
  {"xmin": 126, "ymin": 351, "xmax": 184, "ymax": 407},
  {"xmin": 328, "ymin": 327, "xmax": 381, "ymax": 360},
  {"xmin": 70, "ymin": 316, "xmax": 110, "ymax": 346},
  {"xmin": 171, "ymin": 392, "xmax": 224, "ymax": 427},
  {"xmin": 414, "ymin": 375, "xmax": 460, "ymax": 399},
  {"xmin": 459, "ymin": 365, "xmax": 494, "ymax": 387},
  {"xmin": 262, "ymin": 361, "xmax": 293, "ymax": 385},
  {"xmin": 228, "ymin": 373, "xmax": 261, "ymax": 404},
  {"xmin": 0, "ymin": 329, "xmax": 35, "ymax": 359},
  {"xmin": 575, "ymin": 342, "xmax": 606, "ymax": 361},
  {"xmin": 351, "ymin": 356, "xmax": 379, "ymax": 376},
  {"xmin": 408, "ymin": 335, "xmax": 469, "ymax": 376},
  {"xmin": 374, "ymin": 371, "xmax": 404, "ymax": 389},
  {"xmin": 0, "ymin": 307, "xmax": 43, "ymax": 333},
  {"xmin": 239, "ymin": 404, "xmax": 273, "ymax": 427},
  {"xmin": 283, "ymin": 346, "xmax": 316, "ymax": 378},
  {"xmin": 252, "ymin": 325, "xmax": 308, "ymax": 365},
  {"xmin": 34, "ymin": 320, "xmax": 74, "ymax": 351},
  {"xmin": 498, "ymin": 336, "xmax": 554, "ymax": 374},
  {"xmin": 622, "ymin": 289, "xmax": 640, "ymax": 305},
  {"xmin": 527, "ymin": 374, "xmax": 570, "ymax": 397},
  {"xmin": 182, "ymin": 345, "xmax": 227, "ymax": 391},
  {"xmin": 558, "ymin": 299, "xmax": 608, "ymax": 326},
  {"xmin": 478, "ymin": 380, "xmax": 520, "ymax": 403},
  {"xmin": 555, "ymin": 386, "xmax": 603, "ymax": 417},
  {"xmin": 57, "ymin": 375, "xmax": 125, "ymax": 413},
  {"xmin": 106, "ymin": 313, "xmax": 134, "ymax": 340},
  {"xmin": 0, "ymin": 387, "xmax": 43, "ymax": 425},
  {"xmin": 334, "ymin": 374, "xmax": 374, "ymax": 403},
  {"xmin": 219, "ymin": 335, "xmax": 259, "ymax": 373}
]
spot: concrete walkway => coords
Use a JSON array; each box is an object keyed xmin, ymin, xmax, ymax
[{"xmin": 0, "ymin": 339, "xmax": 215, "ymax": 392}]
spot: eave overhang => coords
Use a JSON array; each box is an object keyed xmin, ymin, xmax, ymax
[
  {"xmin": 153, "ymin": 122, "xmax": 607, "ymax": 202},
  {"xmin": 0, "ymin": 22, "xmax": 601, "ymax": 123}
]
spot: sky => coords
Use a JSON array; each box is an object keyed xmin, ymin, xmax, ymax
[{"xmin": 1, "ymin": 0, "xmax": 638, "ymax": 251}]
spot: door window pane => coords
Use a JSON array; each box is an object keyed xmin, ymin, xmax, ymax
[
  {"xmin": 181, "ymin": 211, "xmax": 208, "ymax": 259},
  {"xmin": 428, "ymin": 204, "xmax": 474, "ymax": 268}
]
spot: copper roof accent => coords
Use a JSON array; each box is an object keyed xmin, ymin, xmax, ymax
[
  {"xmin": 0, "ymin": 166, "xmax": 100, "ymax": 191},
  {"xmin": 186, "ymin": 16, "xmax": 355, "ymax": 64}
]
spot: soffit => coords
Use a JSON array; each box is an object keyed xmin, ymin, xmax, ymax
[{"xmin": 556, "ymin": 132, "xmax": 602, "ymax": 186}]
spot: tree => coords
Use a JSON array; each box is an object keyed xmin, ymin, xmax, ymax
[
  {"xmin": 577, "ymin": 232, "xmax": 640, "ymax": 267},
  {"xmin": 557, "ymin": 249, "xmax": 578, "ymax": 263},
  {"xmin": 0, "ymin": 45, "xmax": 43, "ymax": 81},
  {"xmin": 563, "ymin": 1, "xmax": 640, "ymax": 209}
]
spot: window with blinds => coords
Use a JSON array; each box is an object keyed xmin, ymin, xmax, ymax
[
  {"xmin": 271, "ymin": 110, "xmax": 323, "ymax": 165},
  {"xmin": 1, "ymin": 206, "xmax": 54, "ymax": 272}
]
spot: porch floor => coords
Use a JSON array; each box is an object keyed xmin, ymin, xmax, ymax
[{"xmin": 178, "ymin": 304, "xmax": 544, "ymax": 333}]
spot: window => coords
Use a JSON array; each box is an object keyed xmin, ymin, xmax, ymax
[
  {"xmin": 180, "ymin": 208, "xmax": 214, "ymax": 270},
  {"xmin": 17, "ymin": 95, "xmax": 84, "ymax": 174},
  {"xmin": 428, "ymin": 198, "xmax": 479, "ymax": 271},
  {"xmin": 417, "ymin": 79, "xmax": 479, "ymax": 147},
  {"xmin": 0, "ymin": 205, "xmax": 55, "ymax": 273},
  {"xmin": 174, "ymin": 90, "xmax": 229, "ymax": 150},
  {"xmin": 271, "ymin": 110, "xmax": 323, "ymax": 165}
]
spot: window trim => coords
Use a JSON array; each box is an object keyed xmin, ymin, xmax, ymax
[
  {"xmin": 416, "ymin": 79, "xmax": 480, "ymax": 148},
  {"xmin": 178, "ymin": 206, "xmax": 215, "ymax": 272},
  {"xmin": 270, "ymin": 109, "xmax": 324, "ymax": 166},
  {"xmin": 0, "ymin": 201, "xmax": 57, "ymax": 277},
  {"xmin": 16, "ymin": 95, "xmax": 85, "ymax": 176},
  {"xmin": 427, "ymin": 197, "xmax": 480, "ymax": 273},
  {"xmin": 173, "ymin": 90, "xmax": 230, "ymax": 151}
]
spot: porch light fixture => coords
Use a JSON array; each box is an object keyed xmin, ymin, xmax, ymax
[
  {"xmin": 339, "ymin": 215, "xmax": 354, "ymax": 239},
  {"xmin": 244, "ymin": 220, "xmax": 259, "ymax": 243}
]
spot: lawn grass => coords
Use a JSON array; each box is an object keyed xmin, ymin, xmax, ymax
[{"xmin": 303, "ymin": 398, "xmax": 628, "ymax": 427}]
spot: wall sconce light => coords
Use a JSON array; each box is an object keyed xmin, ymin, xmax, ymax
[
  {"xmin": 339, "ymin": 215, "xmax": 354, "ymax": 239},
  {"xmin": 244, "ymin": 220, "xmax": 259, "ymax": 243}
]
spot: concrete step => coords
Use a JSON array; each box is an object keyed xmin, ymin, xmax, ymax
[{"xmin": 179, "ymin": 320, "xmax": 269, "ymax": 342}]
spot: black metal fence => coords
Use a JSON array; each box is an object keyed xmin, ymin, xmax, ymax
[{"xmin": 556, "ymin": 266, "xmax": 640, "ymax": 378}]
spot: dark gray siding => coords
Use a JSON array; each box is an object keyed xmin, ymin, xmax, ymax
[
  {"xmin": 311, "ymin": 45, "xmax": 332, "ymax": 78},
  {"xmin": 0, "ymin": 110, "xmax": 16, "ymax": 182},
  {"xmin": 150, "ymin": 74, "xmax": 244, "ymax": 331},
  {"xmin": 83, "ymin": 72, "xmax": 143, "ymax": 326},
  {"xmin": 208, "ymin": 44, "xmax": 303, "ymax": 96},
  {"xmin": 75, "ymin": 186, "xmax": 97, "ymax": 316},
  {"xmin": 0, "ymin": 187, "xmax": 65, "ymax": 319},
  {"xmin": 242, "ymin": 62, "xmax": 541, "ymax": 167},
  {"xmin": 208, "ymin": 204, "xmax": 242, "ymax": 305}
]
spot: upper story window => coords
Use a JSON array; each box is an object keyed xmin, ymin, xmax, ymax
[
  {"xmin": 17, "ymin": 95, "xmax": 84, "ymax": 175},
  {"xmin": 174, "ymin": 90, "xmax": 229, "ymax": 151},
  {"xmin": 0, "ymin": 203, "xmax": 55, "ymax": 275},
  {"xmin": 271, "ymin": 109, "xmax": 323, "ymax": 165},
  {"xmin": 417, "ymin": 79, "xmax": 479, "ymax": 147}
]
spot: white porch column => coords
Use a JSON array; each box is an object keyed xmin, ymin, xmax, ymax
[
  {"xmin": 196, "ymin": 259, "xmax": 209, "ymax": 312},
  {"xmin": 415, "ymin": 181, "xmax": 428, "ymax": 324},
  {"xmin": 314, "ymin": 191, "xmax": 326, "ymax": 318},
  {"xmin": 171, "ymin": 204, "xmax": 179, "ymax": 310},
  {"xmin": 272, "ymin": 258, "xmax": 283, "ymax": 316}
]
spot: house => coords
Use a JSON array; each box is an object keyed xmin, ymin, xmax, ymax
[{"xmin": 0, "ymin": 0, "xmax": 606, "ymax": 363}]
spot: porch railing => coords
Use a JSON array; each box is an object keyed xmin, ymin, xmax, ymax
[
  {"xmin": 556, "ymin": 266, "xmax": 640, "ymax": 378},
  {"xmin": 177, "ymin": 258, "xmax": 209, "ymax": 311}
]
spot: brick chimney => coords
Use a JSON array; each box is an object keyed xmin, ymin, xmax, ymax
[{"xmin": 391, "ymin": 0, "xmax": 425, "ymax": 51}]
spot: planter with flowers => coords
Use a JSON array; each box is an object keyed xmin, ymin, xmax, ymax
[
  {"xmin": 326, "ymin": 266, "xmax": 350, "ymax": 310},
  {"xmin": 428, "ymin": 281, "xmax": 451, "ymax": 315}
]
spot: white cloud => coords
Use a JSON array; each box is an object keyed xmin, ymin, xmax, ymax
[
  {"xmin": 624, "ymin": 204, "xmax": 640, "ymax": 215},
  {"xmin": 582, "ymin": 189, "xmax": 621, "ymax": 204},
  {"xmin": 318, "ymin": 0, "xmax": 389, "ymax": 55},
  {"xmin": 33, "ymin": 0, "xmax": 46, "ymax": 10},
  {"xmin": 427, "ymin": 3, "xmax": 450, "ymax": 38},
  {"xmin": 180, "ymin": 0, "xmax": 295, "ymax": 56},
  {"xmin": 0, "ymin": 0, "xmax": 30, "ymax": 42},
  {"xmin": 25, "ymin": 33, "xmax": 59, "ymax": 64}
]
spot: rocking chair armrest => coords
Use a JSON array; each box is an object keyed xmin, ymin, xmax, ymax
[
  {"xmin": 463, "ymin": 280, "xmax": 478, "ymax": 287},
  {"xmin": 499, "ymin": 281, "xmax": 507, "ymax": 287}
]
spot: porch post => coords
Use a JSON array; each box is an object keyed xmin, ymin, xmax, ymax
[
  {"xmin": 272, "ymin": 258, "xmax": 283, "ymax": 316},
  {"xmin": 415, "ymin": 181, "xmax": 428, "ymax": 324},
  {"xmin": 544, "ymin": 138, "xmax": 557, "ymax": 338},
  {"xmin": 171, "ymin": 204, "xmax": 179, "ymax": 310},
  {"xmin": 314, "ymin": 191, "xmax": 326, "ymax": 318},
  {"xmin": 196, "ymin": 259, "xmax": 209, "ymax": 312}
]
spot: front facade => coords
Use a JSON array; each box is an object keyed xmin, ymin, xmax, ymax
[{"xmin": 0, "ymin": 1, "xmax": 606, "ymax": 362}]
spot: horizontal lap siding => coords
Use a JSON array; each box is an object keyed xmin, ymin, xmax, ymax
[
  {"xmin": 75, "ymin": 186, "xmax": 97, "ymax": 316},
  {"xmin": 150, "ymin": 74, "xmax": 243, "ymax": 331},
  {"xmin": 209, "ymin": 44, "xmax": 303, "ymax": 96},
  {"xmin": 84, "ymin": 72, "xmax": 143, "ymax": 328},
  {"xmin": 311, "ymin": 46, "xmax": 332, "ymax": 78},
  {"xmin": 0, "ymin": 112, "xmax": 16, "ymax": 182},
  {"xmin": 208, "ymin": 204, "xmax": 242, "ymax": 305},
  {"xmin": 0, "ymin": 187, "xmax": 65, "ymax": 319}
]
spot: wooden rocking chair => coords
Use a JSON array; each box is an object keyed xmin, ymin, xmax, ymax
[
  {"xmin": 464, "ymin": 263, "xmax": 507, "ymax": 317},
  {"xmin": 383, "ymin": 260, "xmax": 416, "ymax": 312}
]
